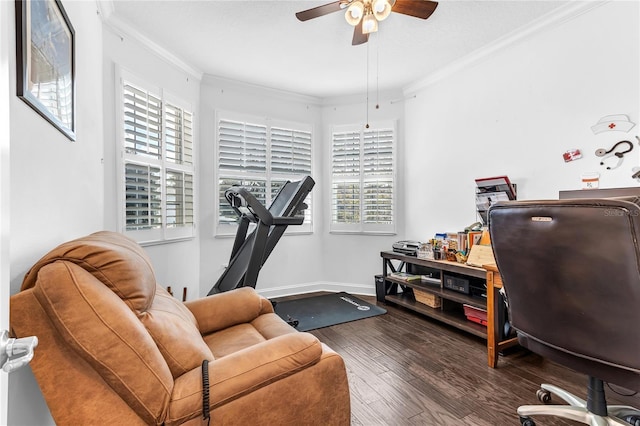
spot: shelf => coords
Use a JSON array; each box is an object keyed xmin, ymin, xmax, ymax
[
  {"xmin": 380, "ymin": 248, "xmax": 515, "ymax": 368},
  {"xmin": 384, "ymin": 277, "xmax": 486, "ymax": 310},
  {"xmin": 385, "ymin": 293, "xmax": 487, "ymax": 339},
  {"xmin": 381, "ymin": 251, "xmax": 487, "ymax": 279}
]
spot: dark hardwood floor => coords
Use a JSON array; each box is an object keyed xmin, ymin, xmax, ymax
[{"xmin": 292, "ymin": 294, "xmax": 640, "ymax": 425}]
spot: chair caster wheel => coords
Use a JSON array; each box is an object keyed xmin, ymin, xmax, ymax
[
  {"xmin": 622, "ymin": 415, "xmax": 640, "ymax": 426},
  {"xmin": 519, "ymin": 416, "xmax": 536, "ymax": 426},
  {"xmin": 536, "ymin": 388, "xmax": 552, "ymax": 404}
]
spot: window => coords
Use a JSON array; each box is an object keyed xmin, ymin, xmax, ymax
[
  {"xmin": 216, "ymin": 111, "xmax": 312, "ymax": 236},
  {"xmin": 331, "ymin": 122, "xmax": 395, "ymax": 234},
  {"xmin": 118, "ymin": 70, "xmax": 195, "ymax": 244}
]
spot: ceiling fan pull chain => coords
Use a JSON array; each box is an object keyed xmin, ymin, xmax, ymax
[
  {"xmin": 376, "ymin": 31, "xmax": 380, "ymax": 110},
  {"xmin": 366, "ymin": 39, "xmax": 370, "ymax": 129}
]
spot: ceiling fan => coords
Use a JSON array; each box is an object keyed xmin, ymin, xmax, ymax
[{"xmin": 296, "ymin": 0, "xmax": 438, "ymax": 46}]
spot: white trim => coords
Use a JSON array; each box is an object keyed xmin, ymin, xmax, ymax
[
  {"xmin": 203, "ymin": 74, "xmax": 321, "ymax": 106},
  {"xmin": 116, "ymin": 67, "xmax": 197, "ymax": 244},
  {"xmin": 98, "ymin": 1, "xmax": 203, "ymax": 81},
  {"xmin": 256, "ymin": 281, "xmax": 376, "ymax": 300},
  {"xmin": 0, "ymin": 0, "xmax": 10, "ymax": 421},
  {"xmin": 403, "ymin": 1, "xmax": 609, "ymax": 96}
]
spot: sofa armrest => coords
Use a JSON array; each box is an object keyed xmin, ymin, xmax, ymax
[
  {"xmin": 184, "ymin": 287, "xmax": 271, "ymax": 334},
  {"xmin": 166, "ymin": 332, "xmax": 322, "ymax": 425}
]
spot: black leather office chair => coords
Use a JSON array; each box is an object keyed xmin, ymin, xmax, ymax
[{"xmin": 489, "ymin": 197, "xmax": 640, "ymax": 426}]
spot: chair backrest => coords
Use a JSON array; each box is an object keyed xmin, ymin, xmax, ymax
[
  {"xmin": 489, "ymin": 197, "xmax": 640, "ymax": 391},
  {"xmin": 16, "ymin": 231, "xmax": 214, "ymax": 423}
]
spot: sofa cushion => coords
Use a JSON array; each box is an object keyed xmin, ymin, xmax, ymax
[
  {"xmin": 204, "ymin": 323, "xmax": 267, "ymax": 358},
  {"xmin": 33, "ymin": 261, "xmax": 173, "ymax": 424},
  {"xmin": 184, "ymin": 287, "xmax": 265, "ymax": 334},
  {"xmin": 141, "ymin": 286, "xmax": 215, "ymax": 378},
  {"xmin": 22, "ymin": 231, "xmax": 156, "ymax": 314}
]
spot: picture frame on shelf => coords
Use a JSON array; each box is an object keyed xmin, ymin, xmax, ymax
[{"xmin": 15, "ymin": 0, "xmax": 76, "ymax": 141}]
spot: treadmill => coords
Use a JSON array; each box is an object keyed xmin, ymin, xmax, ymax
[{"xmin": 208, "ymin": 176, "xmax": 315, "ymax": 295}]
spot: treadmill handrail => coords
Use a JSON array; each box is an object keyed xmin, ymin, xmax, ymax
[
  {"xmin": 225, "ymin": 187, "xmax": 274, "ymax": 226},
  {"xmin": 271, "ymin": 217, "xmax": 304, "ymax": 226}
]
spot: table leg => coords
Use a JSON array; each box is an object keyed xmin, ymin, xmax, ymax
[{"xmin": 486, "ymin": 270, "xmax": 499, "ymax": 368}]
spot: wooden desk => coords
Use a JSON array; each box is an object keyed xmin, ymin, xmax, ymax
[{"xmin": 483, "ymin": 263, "xmax": 519, "ymax": 368}]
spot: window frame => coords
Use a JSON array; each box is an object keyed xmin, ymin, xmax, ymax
[
  {"xmin": 214, "ymin": 110, "xmax": 313, "ymax": 237},
  {"xmin": 116, "ymin": 68, "xmax": 196, "ymax": 245},
  {"xmin": 330, "ymin": 121, "xmax": 396, "ymax": 235}
]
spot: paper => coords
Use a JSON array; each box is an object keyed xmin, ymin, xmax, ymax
[{"xmin": 465, "ymin": 244, "xmax": 496, "ymax": 267}]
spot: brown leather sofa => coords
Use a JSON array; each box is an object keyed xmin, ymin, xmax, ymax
[{"xmin": 10, "ymin": 231, "xmax": 350, "ymax": 425}]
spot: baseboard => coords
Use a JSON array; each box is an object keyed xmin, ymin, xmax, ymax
[{"xmin": 256, "ymin": 281, "xmax": 376, "ymax": 300}]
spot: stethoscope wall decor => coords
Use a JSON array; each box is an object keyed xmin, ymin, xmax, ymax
[{"xmin": 595, "ymin": 140, "xmax": 634, "ymax": 170}]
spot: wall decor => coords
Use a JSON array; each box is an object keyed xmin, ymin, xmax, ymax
[
  {"xmin": 591, "ymin": 114, "xmax": 636, "ymax": 134},
  {"xmin": 16, "ymin": 0, "xmax": 75, "ymax": 141}
]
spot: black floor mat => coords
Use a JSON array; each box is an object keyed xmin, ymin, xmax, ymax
[{"xmin": 273, "ymin": 292, "xmax": 387, "ymax": 332}]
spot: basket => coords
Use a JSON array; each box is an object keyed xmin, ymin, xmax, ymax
[{"xmin": 413, "ymin": 289, "xmax": 441, "ymax": 308}]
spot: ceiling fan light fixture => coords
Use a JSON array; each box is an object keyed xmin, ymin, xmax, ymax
[
  {"xmin": 362, "ymin": 13, "xmax": 378, "ymax": 34},
  {"xmin": 345, "ymin": 1, "xmax": 364, "ymax": 26},
  {"xmin": 372, "ymin": 0, "xmax": 392, "ymax": 21}
]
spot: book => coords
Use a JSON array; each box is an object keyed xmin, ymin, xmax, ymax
[{"xmin": 389, "ymin": 272, "xmax": 422, "ymax": 282}]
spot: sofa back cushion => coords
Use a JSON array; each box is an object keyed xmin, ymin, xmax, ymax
[
  {"xmin": 142, "ymin": 286, "xmax": 215, "ymax": 378},
  {"xmin": 34, "ymin": 261, "xmax": 173, "ymax": 424},
  {"xmin": 22, "ymin": 231, "xmax": 156, "ymax": 314}
]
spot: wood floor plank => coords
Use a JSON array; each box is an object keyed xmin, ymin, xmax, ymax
[{"xmin": 272, "ymin": 293, "xmax": 640, "ymax": 425}]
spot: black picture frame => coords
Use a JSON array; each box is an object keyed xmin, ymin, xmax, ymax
[{"xmin": 15, "ymin": 0, "xmax": 76, "ymax": 141}]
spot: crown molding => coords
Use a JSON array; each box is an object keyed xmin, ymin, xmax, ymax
[
  {"xmin": 403, "ymin": 1, "xmax": 609, "ymax": 96},
  {"xmin": 202, "ymin": 74, "xmax": 322, "ymax": 106},
  {"xmin": 96, "ymin": 0, "xmax": 204, "ymax": 81}
]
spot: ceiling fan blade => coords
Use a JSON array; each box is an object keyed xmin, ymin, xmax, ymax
[
  {"xmin": 296, "ymin": 1, "xmax": 343, "ymax": 21},
  {"xmin": 351, "ymin": 21, "xmax": 369, "ymax": 46},
  {"xmin": 392, "ymin": 0, "xmax": 438, "ymax": 19}
]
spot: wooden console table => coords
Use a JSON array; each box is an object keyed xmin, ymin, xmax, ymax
[
  {"xmin": 378, "ymin": 251, "xmax": 518, "ymax": 368},
  {"xmin": 484, "ymin": 263, "xmax": 519, "ymax": 368}
]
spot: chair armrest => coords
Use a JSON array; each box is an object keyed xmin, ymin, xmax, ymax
[
  {"xmin": 184, "ymin": 287, "xmax": 271, "ymax": 334},
  {"xmin": 166, "ymin": 332, "xmax": 322, "ymax": 425}
]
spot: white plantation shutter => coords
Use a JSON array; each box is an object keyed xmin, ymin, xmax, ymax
[
  {"xmin": 165, "ymin": 103, "xmax": 193, "ymax": 166},
  {"xmin": 118, "ymin": 70, "xmax": 196, "ymax": 243},
  {"xmin": 166, "ymin": 170, "xmax": 194, "ymax": 227},
  {"xmin": 217, "ymin": 119, "xmax": 268, "ymax": 228},
  {"xmin": 270, "ymin": 127, "xmax": 312, "ymax": 225},
  {"xmin": 331, "ymin": 123, "xmax": 396, "ymax": 234},
  {"xmin": 215, "ymin": 112, "xmax": 313, "ymax": 234},
  {"xmin": 270, "ymin": 127, "xmax": 312, "ymax": 175},
  {"xmin": 218, "ymin": 119, "xmax": 267, "ymax": 173},
  {"xmin": 123, "ymin": 83, "xmax": 162, "ymax": 159},
  {"xmin": 125, "ymin": 163, "xmax": 162, "ymax": 230},
  {"xmin": 332, "ymin": 130, "xmax": 361, "ymax": 225},
  {"xmin": 363, "ymin": 129, "xmax": 393, "ymax": 224}
]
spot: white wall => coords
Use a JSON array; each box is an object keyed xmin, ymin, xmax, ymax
[
  {"xmin": 8, "ymin": 1, "xmax": 105, "ymax": 424},
  {"xmin": 199, "ymin": 76, "xmax": 328, "ymax": 298},
  {"xmin": 102, "ymin": 26, "xmax": 201, "ymax": 301},
  {"xmin": 403, "ymin": 1, "xmax": 640, "ymax": 239}
]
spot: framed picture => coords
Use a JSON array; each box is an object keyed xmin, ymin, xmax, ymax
[{"xmin": 15, "ymin": 0, "xmax": 75, "ymax": 141}]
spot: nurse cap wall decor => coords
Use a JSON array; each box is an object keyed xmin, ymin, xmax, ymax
[{"xmin": 591, "ymin": 114, "xmax": 636, "ymax": 134}]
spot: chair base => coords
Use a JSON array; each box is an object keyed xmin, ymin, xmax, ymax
[{"xmin": 518, "ymin": 383, "xmax": 640, "ymax": 426}]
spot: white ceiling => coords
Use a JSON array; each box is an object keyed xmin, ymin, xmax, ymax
[{"xmin": 104, "ymin": 0, "xmax": 570, "ymax": 99}]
